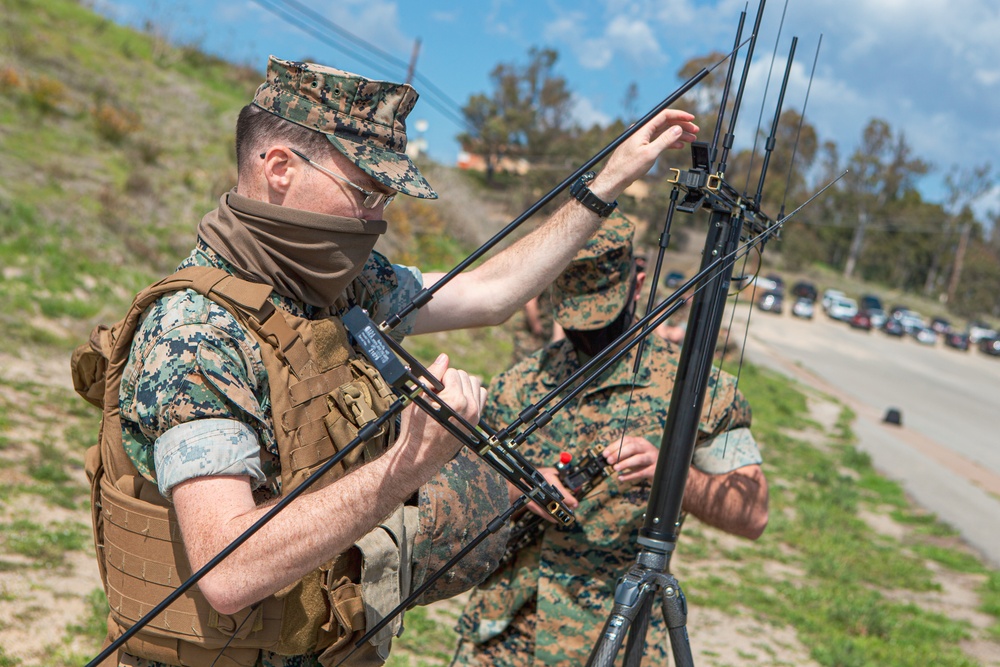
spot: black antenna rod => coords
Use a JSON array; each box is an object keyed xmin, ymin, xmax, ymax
[
  {"xmin": 743, "ymin": 0, "xmax": 791, "ymax": 194},
  {"xmin": 779, "ymin": 34, "xmax": 822, "ymax": 220},
  {"xmin": 381, "ymin": 44, "xmax": 749, "ymax": 331},
  {"xmin": 717, "ymin": 0, "xmax": 768, "ymax": 175},
  {"xmin": 709, "ymin": 8, "xmax": 748, "ymax": 171},
  {"xmin": 754, "ymin": 37, "xmax": 798, "ymax": 207},
  {"xmin": 632, "ymin": 9, "xmax": 750, "ymax": 376}
]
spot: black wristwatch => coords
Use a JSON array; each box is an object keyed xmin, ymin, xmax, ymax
[{"xmin": 570, "ymin": 171, "xmax": 618, "ymax": 218}]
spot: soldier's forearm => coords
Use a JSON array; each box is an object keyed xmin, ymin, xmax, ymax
[{"xmin": 682, "ymin": 465, "xmax": 769, "ymax": 540}]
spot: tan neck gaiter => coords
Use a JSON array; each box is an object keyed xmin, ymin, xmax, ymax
[{"xmin": 197, "ymin": 190, "xmax": 387, "ymax": 307}]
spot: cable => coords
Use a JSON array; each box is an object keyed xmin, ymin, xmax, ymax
[{"xmin": 250, "ymin": 0, "xmax": 475, "ymax": 133}]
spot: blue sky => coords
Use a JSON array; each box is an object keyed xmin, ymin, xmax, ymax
[{"xmin": 95, "ymin": 0, "xmax": 1000, "ymax": 219}]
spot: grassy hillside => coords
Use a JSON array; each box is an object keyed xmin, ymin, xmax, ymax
[
  {"xmin": 1, "ymin": 3, "xmax": 999, "ymax": 667},
  {"xmin": 0, "ymin": 0, "xmax": 262, "ymax": 351}
]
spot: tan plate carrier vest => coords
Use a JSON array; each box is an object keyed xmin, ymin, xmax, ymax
[{"xmin": 73, "ymin": 266, "xmax": 417, "ymax": 667}]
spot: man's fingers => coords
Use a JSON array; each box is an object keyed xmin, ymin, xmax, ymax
[{"xmin": 426, "ymin": 352, "xmax": 450, "ymax": 380}]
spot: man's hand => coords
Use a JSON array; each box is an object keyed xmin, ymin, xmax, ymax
[
  {"xmin": 172, "ymin": 352, "xmax": 488, "ymax": 615},
  {"xmin": 392, "ymin": 353, "xmax": 485, "ymax": 478},
  {"xmin": 410, "ymin": 108, "xmax": 698, "ymax": 336},
  {"xmin": 589, "ymin": 108, "xmax": 699, "ymax": 204},
  {"xmin": 602, "ymin": 436, "xmax": 659, "ymax": 483},
  {"xmin": 507, "ymin": 467, "xmax": 578, "ymax": 523}
]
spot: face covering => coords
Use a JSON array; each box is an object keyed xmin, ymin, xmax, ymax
[
  {"xmin": 197, "ymin": 190, "xmax": 386, "ymax": 307},
  {"xmin": 563, "ymin": 282, "xmax": 639, "ymax": 359}
]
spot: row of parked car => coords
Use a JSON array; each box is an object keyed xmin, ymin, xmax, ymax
[{"xmin": 753, "ymin": 274, "xmax": 1000, "ymax": 355}]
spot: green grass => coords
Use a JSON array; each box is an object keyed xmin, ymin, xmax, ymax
[
  {"xmin": 387, "ymin": 605, "xmax": 462, "ymax": 667},
  {"xmin": 406, "ymin": 324, "xmax": 516, "ymax": 385},
  {"xmin": 0, "ymin": 518, "xmax": 89, "ymax": 568},
  {"xmin": 0, "ymin": 647, "xmax": 22, "ymax": 667},
  {"xmin": 687, "ymin": 365, "xmax": 993, "ymax": 667}
]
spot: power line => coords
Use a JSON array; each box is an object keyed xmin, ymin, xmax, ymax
[{"xmin": 249, "ymin": 0, "xmax": 474, "ymax": 133}]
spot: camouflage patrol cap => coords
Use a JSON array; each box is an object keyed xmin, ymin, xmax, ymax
[
  {"xmin": 252, "ymin": 56, "xmax": 437, "ymax": 199},
  {"xmin": 552, "ymin": 214, "xmax": 636, "ymax": 331}
]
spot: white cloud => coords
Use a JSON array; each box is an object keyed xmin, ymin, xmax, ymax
[
  {"xmin": 568, "ymin": 93, "xmax": 612, "ymax": 128},
  {"xmin": 604, "ymin": 16, "xmax": 664, "ymax": 65}
]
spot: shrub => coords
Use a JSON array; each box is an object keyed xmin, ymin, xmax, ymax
[
  {"xmin": 27, "ymin": 74, "xmax": 67, "ymax": 112},
  {"xmin": 93, "ymin": 102, "xmax": 141, "ymax": 143},
  {"xmin": 0, "ymin": 65, "xmax": 22, "ymax": 92}
]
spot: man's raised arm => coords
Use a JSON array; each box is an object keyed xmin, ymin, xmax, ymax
[{"xmin": 411, "ymin": 108, "xmax": 698, "ymax": 334}]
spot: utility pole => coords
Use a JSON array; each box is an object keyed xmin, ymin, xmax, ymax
[{"xmin": 406, "ymin": 37, "xmax": 421, "ymax": 85}]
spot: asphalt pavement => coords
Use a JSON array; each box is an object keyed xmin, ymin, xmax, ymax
[{"xmin": 729, "ymin": 302, "xmax": 1000, "ymax": 567}]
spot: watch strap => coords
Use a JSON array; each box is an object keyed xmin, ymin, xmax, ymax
[{"xmin": 570, "ymin": 172, "xmax": 618, "ymax": 218}]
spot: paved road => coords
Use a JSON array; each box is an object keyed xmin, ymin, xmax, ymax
[{"xmin": 729, "ymin": 303, "xmax": 1000, "ymax": 566}]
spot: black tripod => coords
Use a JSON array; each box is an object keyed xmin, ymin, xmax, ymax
[
  {"xmin": 586, "ymin": 203, "xmax": 746, "ymax": 667},
  {"xmin": 587, "ymin": 0, "xmax": 805, "ymax": 662}
]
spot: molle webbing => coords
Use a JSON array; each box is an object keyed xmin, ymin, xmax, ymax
[{"xmin": 81, "ymin": 266, "xmax": 402, "ymax": 666}]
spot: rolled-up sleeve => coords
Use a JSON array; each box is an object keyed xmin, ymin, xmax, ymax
[
  {"xmin": 154, "ymin": 418, "xmax": 266, "ymax": 499},
  {"xmin": 691, "ymin": 427, "xmax": 762, "ymax": 474}
]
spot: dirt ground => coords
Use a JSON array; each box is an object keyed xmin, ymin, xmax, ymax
[{"xmin": 2, "ymin": 336, "xmax": 999, "ymax": 666}]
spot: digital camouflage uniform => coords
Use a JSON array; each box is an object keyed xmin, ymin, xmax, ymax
[
  {"xmin": 106, "ymin": 56, "xmax": 510, "ymax": 667},
  {"xmin": 452, "ymin": 216, "xmax": 763, "ymax": 666},
  {"xmin": 118, "ymin": 241, "xmax": 422, "ymax": 667}
]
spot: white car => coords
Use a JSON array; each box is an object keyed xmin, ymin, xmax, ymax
[
  {"xmin": 827, "ymin": 297, "xmax": 858, "ymax": 321},
  {"xmin": 866, "ymin": 308, "xmax": 888, "ymax": 329},
  {"xmin": 912, "ymin": 326, "xmax": 937, "ymax": 345},
  {"xmin": 821, "ymin": 289, "xmax": 846, "ymax": 313},
  {"xmin": 792, "ymin": 298, "xmax": 815, "ymax": 319},
  {"xmin": 898, "ymin": 310, "xmax": 925, "ymax": 334},
  {"xmin": 969, "ymin": 321, "xmax": 999, "ymax": 344}
]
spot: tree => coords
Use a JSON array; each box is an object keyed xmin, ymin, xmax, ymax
[
  {"xmin": 941, "ymin": 163, "xmax": 994, "ymax": 303},
  {"xmin": 458, "ymin": 48, "xmax": 572, "ymax": 182},
  {"xmin": 842, "ymin": 119, "xmax": 928, "ymax": 279}
]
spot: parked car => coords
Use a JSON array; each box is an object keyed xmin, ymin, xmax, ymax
[
  {"xmin": 897, "ymin": 310, "xmax": 925, "ymax": 334},
  {"xmin": 889, "ymin": 304, "xmax": 910, "ymax": 320},
  {"xmin": 911, "ymin": 326, "xmax": 937, "ymax": 345},
  {"xmin": 791, "ymin": 281, "xmax": 818, "ymax": 302},
  {"xmin": 859, "ymin": 294, "xmax": 884, "ymax": 313},
  {"xmin": 664, "ymin": 271, "xmax": 685, "ymax": 288},
  {"xmin": 882, "ymin": 319, "xmax": 906, "ymax": 337},
  {"xmin": 754, "ymin": 276, "xmax": 780, "ymax": 293},
  {"xmin": 827, "ymin": 296, "xmax": 858, "ymax": 321},
  {"xmin": 757, "ymin": 291, "xmax": 783, "ymax": 314},
  {"xmin": 791, "ymin": 297, "xmax": 815, "ymax": 319},
  {"xmin": 866, "ymin": 307, "xmax": 888, "ymax": 329},
  {"xmin": 849, "ymin": 311, "xmax": 873, "ymax": 330},
  {"xmin": 978, "ymin": 337, "xmax": 1000, "ymax": 356},
  {"xmin": 822, "ymin": 289, "xmax": 846, "ymax": 312},
  {"xmin": 944, "ymin": 331, "xmax": 970, "ymax": 351},
  {"xmin": 969, "ymin": 321, "xmax": 999, "ymax": 344},
  {"xmin": 930, "ymin": 317, "xmax": 952, "ymax": 334},
  {"xmin": 765, "ymin": 273, "xmax": 785, "ymax": 295}
]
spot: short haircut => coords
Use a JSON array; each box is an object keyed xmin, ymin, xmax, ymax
[{"xmin": 235, "ymin": 103, "xmax": 336, "ymax": 179}]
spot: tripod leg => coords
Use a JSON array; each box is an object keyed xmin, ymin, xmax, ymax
[
  {"xmin": 586, "ymin": 571, "xmax": 656, "ymax": 667},
  {"xmin": 622, "ymin": 594, "xmax": 654, "ymax": 667},
  {"xmin": 660, "ymin": 574, "xmax": 695, "ymax": 667}
]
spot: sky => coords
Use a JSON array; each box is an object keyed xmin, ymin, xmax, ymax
[{"xmin": 94, "ymin": 0, "xmax": 1000, "ymax": 219}]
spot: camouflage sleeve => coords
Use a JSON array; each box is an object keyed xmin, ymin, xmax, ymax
[
  {"xmin": 350, "ymin": 250, "xmax": 423, "ymax": 343},
  {"xmin": 120, "ymin": 289, "xmax": 271, "ymax": 489},
  {"xmin": 482, "ymin": 365, "xmax": 529, "ymax": 436},
  {"xmin": 378, "ymin": 263, "xmax": 423, "ymax": 341},
  {"xmin": 692, "ymin": 372, "xmax": 762, "ymax": 474},
  {"xmin": 691, "ymin": 427, "xmax": 762, "ymax": 474},
  {"xmin": 153, "ymin": 418, "xmax": 266, "ymax": 498}
]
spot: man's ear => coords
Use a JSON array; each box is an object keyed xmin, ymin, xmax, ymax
[
  {"xmin": 260, "ymin": 145, "xmax": 297, "ymax": 196},
  {"xmin": 634, "ymin": 271, "xmax": 647, "ymax": 302}
]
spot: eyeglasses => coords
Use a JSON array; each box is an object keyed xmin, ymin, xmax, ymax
[{"xmin": 260, "ymin": 148, "xmax": 395, "ymax": 209}]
